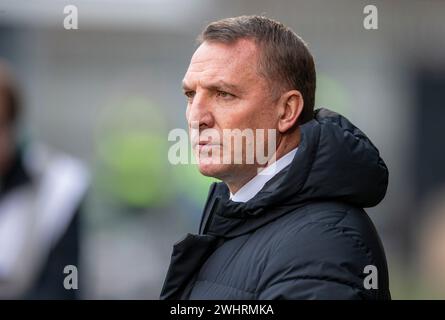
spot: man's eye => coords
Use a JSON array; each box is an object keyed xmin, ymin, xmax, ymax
[
  {"xmin": 216, "ymin": 91, "xmax": 233, "ymax": 98},
  {"xmin": 184, "ymin": 91, "xmax": 195, "ymax": 99}
]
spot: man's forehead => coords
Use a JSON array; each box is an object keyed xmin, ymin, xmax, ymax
[
  {"xmin": 193, "ymin": 39, "xmax": 257, "ymax": 60},
  {"xmin": 184, "ymin": 39, "xmax": 259, "ymax": 85}
]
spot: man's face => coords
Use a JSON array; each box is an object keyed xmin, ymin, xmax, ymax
[{"xmin": 183, "ymin": 39, "xmax": 280, "ymax": 183}]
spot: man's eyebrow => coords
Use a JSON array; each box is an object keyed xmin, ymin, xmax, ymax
[
  {"xmin": 205, "ymin": 80, "xmax": 239, "ymax": 92},
  {"xmin": 182, "ymin": 80, "xmax": 192, "ymax": 91},
  {"xmin": 182, "ymin": 80, "xmax": 240, "ymax": 92}
]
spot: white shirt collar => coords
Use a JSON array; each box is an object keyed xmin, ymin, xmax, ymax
[{"xmin": 229, "ymin": 147, "xmax": 298, "ymax": 203}]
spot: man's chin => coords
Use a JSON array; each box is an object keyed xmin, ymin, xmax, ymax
[{"xmin": 197, "ymin": 163, "xmax": 228, "ymax": 180}]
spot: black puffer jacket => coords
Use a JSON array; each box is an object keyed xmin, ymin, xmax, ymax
[{"xmin": 160, "ymin": 108, "xmax": 390, "ymax": 300}]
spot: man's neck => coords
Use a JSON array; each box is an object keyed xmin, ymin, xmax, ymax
[
  {"xmin": 226, "ymin": 131, "xmax": 300, "ymax": 194},
  {"xmin": 229, "ymin": 146, "xmax": 298, "ymax": 202}
]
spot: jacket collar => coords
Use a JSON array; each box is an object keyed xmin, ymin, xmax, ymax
[{"xmin": 199, "ymin": 175, "xmax": 308, "ymax": 238}]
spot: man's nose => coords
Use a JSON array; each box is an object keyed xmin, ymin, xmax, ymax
[{"xmin": 187, "ymin": 93, "xmax": 214, "ymax": 129}]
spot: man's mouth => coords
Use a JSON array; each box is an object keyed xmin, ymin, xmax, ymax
[
  {"xmin": 195, "ymin": 141, "xmax": 221, "ymax": 153},
  {"xmin": 194, "ymin": 139, "xmax": 220, "ymax": 147}
]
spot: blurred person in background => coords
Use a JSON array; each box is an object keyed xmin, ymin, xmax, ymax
[
  {"xmin": 0, "ymin": 60, "xmax": 89, "ymax": 299},
  {"xmin": 161, "ymin": 16, "xmax": 390, "ymax": 300}
]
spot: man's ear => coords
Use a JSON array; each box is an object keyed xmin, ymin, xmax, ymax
[{"xmin": 277, "ymin": 90, "xmax": 304, "ymax": 133}]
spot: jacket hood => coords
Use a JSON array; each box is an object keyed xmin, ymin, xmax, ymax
[{"xmin": 200, "ymin": 108, "xmax": 389, "ymax": 237}]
